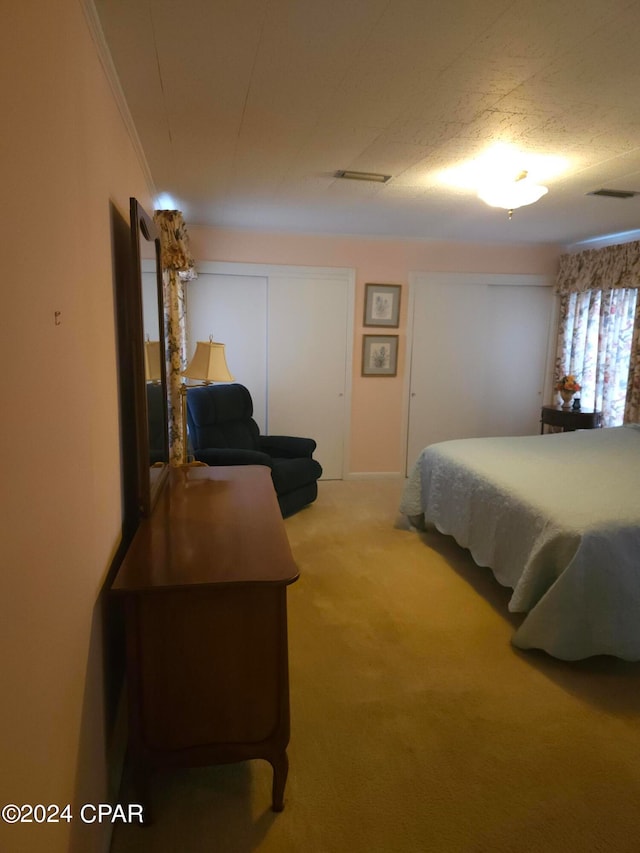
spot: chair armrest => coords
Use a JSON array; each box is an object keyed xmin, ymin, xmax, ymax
[
  {"xmin": 259, "ymin": 435, "xmax": 317, "ymax": 459},
  {"xmin": 194, "ymin": 448, "xmax": 273, "ymax": 468}
]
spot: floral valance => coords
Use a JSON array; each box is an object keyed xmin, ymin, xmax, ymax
[
  {"xmin": 153, "ymin": 209, "xmax": 197, "ymax": 281},
  {"xmin": 556, "ymin": 240, "xmax": 640, "ymax": 295}
]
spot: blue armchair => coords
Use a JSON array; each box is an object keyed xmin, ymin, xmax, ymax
[
  {"xmin": 146, "ymin": 382, "xmax": 167, "ymax": 465},
  {"xmin": 186, "ymin": 383, "xmax": 322, "ymax": 517}
]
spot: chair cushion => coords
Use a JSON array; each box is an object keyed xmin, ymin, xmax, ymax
[
  {"xmin": 269, "ymin": 457, "xmax": 323, "ymax": 496},
  {"xmin": 259, "ymin": 435, "xmax": 316, "ymax": 458},
  {"xmin": 187, "ymin": 384, "xmax": 260, "ymax": 451},
  {"xmin": 194, "ymin": 448, "xmax": 272, "ymax": 467}
]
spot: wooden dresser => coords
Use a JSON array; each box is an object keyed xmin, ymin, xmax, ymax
[{"xmin": 112, "ymin": 464, "xmax": 299, "ymax": 814}]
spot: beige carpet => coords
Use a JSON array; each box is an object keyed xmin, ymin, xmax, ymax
[{"xmin": 111, "ymin": 479, "xmax": 640, "ymax": 853}]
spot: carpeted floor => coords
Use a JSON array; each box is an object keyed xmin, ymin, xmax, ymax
[{"xmin": 111, "ymin": 479, "xmax": 640, "ymax": 853}]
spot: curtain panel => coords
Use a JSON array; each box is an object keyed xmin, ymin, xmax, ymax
[
  {"xmin": 153, "ymin": 210, "xmax": 197, "ymax": 466},
  {"xmin": 555, "ymin": 240, "xmax": 640, "ymax": 424},
  {"xmin": 626, "ymin": 297, "xmax": 640, "ymax": 423},
  {"xmin": 554, "ymin": 288, "xmax": 637, "ymax": 425}
]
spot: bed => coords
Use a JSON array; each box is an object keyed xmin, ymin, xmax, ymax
[{"xmin": 400, "ymin": 425, "xmax": 640, "ymax": 661}]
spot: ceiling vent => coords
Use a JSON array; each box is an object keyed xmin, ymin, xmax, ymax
[
  {"xmin": 334, "ymin": 170, "xmax": 391, "ymax": 183},
  {"xmin": 587, "ymin": 188, "xmax": 639, "ymax": 199}
]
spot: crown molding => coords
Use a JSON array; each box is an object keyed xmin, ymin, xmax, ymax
[
  {"xmin": 79, "ymin": 0, "xmax": 157, "ymax": 199},
  {"xmin": 563, "ymin": 228, "xmax": 640, "ymax": 254}
]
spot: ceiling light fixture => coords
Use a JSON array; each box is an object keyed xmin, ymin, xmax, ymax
[
  {"xmin": 439, "ymin": 144, "xmax": 564, "ymax": 218},
  {"xmin": 477, "ymin": 170, "xmax": 548, "ymax": 219},
  {"xmin": 334, "ymin": 170, "xmax": 391, "ymax": 183}
]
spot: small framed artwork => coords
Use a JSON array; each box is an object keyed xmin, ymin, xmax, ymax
[
  {"xmin": 364, "ymin": 283, "xmax": 401, "ymax": 327},
  {"xmin": 362, "ymin": 335, "xmax": 398, "ymax": 377}
]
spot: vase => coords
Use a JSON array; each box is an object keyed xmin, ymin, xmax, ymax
[{"xmin": 559, "ymin": 389, "xmax": 574, "ymax": 409}]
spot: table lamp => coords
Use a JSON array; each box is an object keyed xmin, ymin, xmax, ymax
[{"xmin": 180, "ymin": 337, "xmax": 234, "ymax": 463}]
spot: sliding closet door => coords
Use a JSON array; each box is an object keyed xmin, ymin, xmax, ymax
[
  {"xmin": 483, "ymin": 284, "xmax": 555, "ymax": 435},
  {"xmin": 407, "ymin": 279, "xmax": 489, "ymax": 470},
  {"xmin": 268, "ymin": 274, "xmax": 350, "ymax": 480},
  {"xmin": 406, "ymin": 273, "xmax": 554, "ymax": 472},
  {"xmin": 188, "ymin": 263, "xmax": 354, "ymax": 479},
  {"xmin": 186, "ymin": 274, "xmax": 268, "ymax": 431}
]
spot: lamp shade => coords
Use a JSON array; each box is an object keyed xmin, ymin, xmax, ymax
[
  {"xmin": 181, "ymin": 341, "xmax": 234, "ymax": 383},
  {"xmin": 477, "ymin": 178, "xmax": 548, "ymax": 210},
  {"xmin": 144, "ymin": 340, "xmax": 162, "ymax": 382}
]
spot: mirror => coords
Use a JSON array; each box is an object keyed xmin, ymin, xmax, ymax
[{"xmin": 130, "ymin": 197, "xmax": 169, "ymax": 515}]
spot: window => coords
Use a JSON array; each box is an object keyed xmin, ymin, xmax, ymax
[{"xmin": 559, "ymin": 288, "xmax": 637, "ymax": 426}]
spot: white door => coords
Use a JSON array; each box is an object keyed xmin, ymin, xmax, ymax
[
  {"xmin": 268, "ymin": 274, "xmax": 350, "ymax": 480},
  {"xmin": 406, "ymin": 273, "xmax": 554, "ymax": 473},
  {"xmin": 186, "ymin": 273, "xmax": 268, "ymax": 431},
  {"xmin": 483, "ymin": 284, "xmax": 555, "ymax": 436}
]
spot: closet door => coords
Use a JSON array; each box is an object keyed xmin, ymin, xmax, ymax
[
  {"xmin": 186, "ymin": 274, "xmax": 268, "ymax": 431},
  {"xmin": 268, "ymin": 274, "xmax": 350, "ymax": 480},
  {"xmin": 187, "ymin": 263, "xmax": 354, "ymax": 480},
  {"xmin": 406, "ymin": 274, "xmax": 554, "ymax": 472},
  {"xmin": 483, "ymin": 284, "xmax": 555, "ymax": 436}
]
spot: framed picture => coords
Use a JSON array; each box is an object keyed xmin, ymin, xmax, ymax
[
  {"xmin": 361, "ymin": 335, "xmax": 398, "ymax": 377},
  {"xmin": 364, "ymin": 283, "xmax": 401, "ymax": 327}
]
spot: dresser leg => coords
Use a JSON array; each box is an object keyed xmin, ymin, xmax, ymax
[{"xmin": 270, "ymin": 751, "xmax": 288, "ymax": 812}]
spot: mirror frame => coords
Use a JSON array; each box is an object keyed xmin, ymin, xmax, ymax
[{"xmin": 130, "ymin": 197, "xmax": 169, "ymax": 515}]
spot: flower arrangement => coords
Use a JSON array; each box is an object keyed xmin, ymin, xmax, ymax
[{"xmin": 556, "ymin": 374, "xmax": 581, "ymax": 393}]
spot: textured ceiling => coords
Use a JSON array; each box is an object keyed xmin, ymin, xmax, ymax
[{"xmin": 94, "ymin": 0, "xmax": 640, "ymax": 245}]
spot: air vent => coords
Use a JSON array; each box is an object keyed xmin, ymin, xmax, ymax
[
  {"xmin": 587, "ymin": 188, "xmax": 639, "ymax": 199},
  {"xmin": 334, "ymin": 170, "xmax": 391, "ymax": 183}
]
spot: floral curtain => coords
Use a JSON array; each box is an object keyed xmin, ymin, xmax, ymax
[
  {"xmin": 554, "ymin": 288, "xmax": 637, "ymax": 425},
  {"xmin": 556, "ymin": 240, "xmax": 640, "ymax": 294},
  {"xmin": 625, "ymin": 297, "xmax": 640, "ymax": 422},
  {"xmin": 153, "ymin": 210, "xmax": 197, "ymax": 465},
  {"xmin": 555, "ymin": 241, "xmax": 640, "ymax": 425}
]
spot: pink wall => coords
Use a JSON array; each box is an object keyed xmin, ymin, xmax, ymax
[
  {"xmin": 189, "ymin": 227, "xmax": 560, "ymax": 473},
  {"xmin": 1, "ymin": 3, "xmax": 153, "ymax": 852}
]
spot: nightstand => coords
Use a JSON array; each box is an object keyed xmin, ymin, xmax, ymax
[{"xmin": 540, "ymin": 405, "xmax": 603, "ymax": 434}]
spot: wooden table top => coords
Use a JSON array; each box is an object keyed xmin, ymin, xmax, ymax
[
  {"xmin": 112, "ymin": 465, "xmax": 299, "ymax": 592},
  {"xmin": 540, "ymin": 405, "xmax": 600, "ymax": 414}
]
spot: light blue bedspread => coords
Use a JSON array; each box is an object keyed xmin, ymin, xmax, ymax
[{"xmin": 400, "ymin": 426, "xmax": 640, "ymax": 660}]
